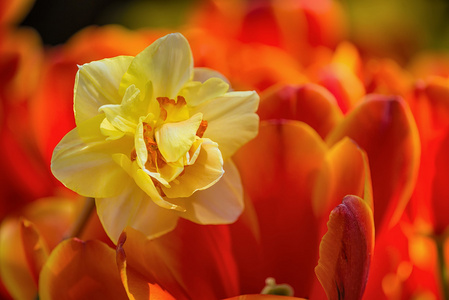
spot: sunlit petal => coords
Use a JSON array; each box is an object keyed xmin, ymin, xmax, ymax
[
  {"xmin": 74, "ymin": 56, "xmax": 133, "ymax": 124},
  {"xmin": 315, "ymin": 195, "xmax": 374, "ymax": 300},
  {"xmin": 176, "ymin": 160, "xmax": 242, "ymax": 224},
  {"xmin": 120, "ymin": 33, "xmax": 193, "ymax": 99},
  {"xmin": 20, "ymin": 219, "xmax": 49, "ymax": 285},
  {"xmin": 155, "ymin": 113, "xmax": 203, "ymax": 163},
  {"xmin": 163, "ymin": 138, "xmax": 224, "ymax": 199},
  {"xmin": 326, "ymin": 95, "xmax": 420, "ymax": 231},
  {"xmin": 96, "ymin": 181, "xmax": 179, "ymax": 244},
  {"xmin": 190, "ymin": 91, "xmax": 259, "ymax": 159},
  {"xmin": 51, "ymin": 116, "xmax": 133, "ymax": 198},
  {"xmin": 0, "ymin": 218, "xmax": 36, "ymax": 299},
  {"xmin": 119, "ymin": 221, "xmax": 239, "ymax": 299},
  {"xmin": 193, "ymin": 67, "xmax": 231, "ymax": 85},
  {"xmin": 312, "ymin": 137, "xmax": 369, "ymax": 217},
  {"xmin": 180, "ymin": 77, "xmax": 229, "ymax": 107},
  {"xmin": 233, "ymin": 120, "xmax": 327, "ymax": 295},
  {"xmin": 258, "ymin": 84, "xmax": 343, "ymax": 139},
  {"xmin": 39, "ymin": 238, "xmax": 128, "ymax": 299}
]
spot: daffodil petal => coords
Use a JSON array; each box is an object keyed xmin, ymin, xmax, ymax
[
  {"xmin": 193, "ymin": 67, "xmax": 231, "ymax": 85},
  {"xmin": 120, "ymin": 33, "xmax": 193, "ymax": 99},
  {"xmin": 155, "ymin": 113, "xmax": 203, "ymax": 163},
  {"xmin": 158, "ymin": 161, "xmax": 185, "ymax": 183},
  {"xmin": 180, "ymin": 77, "xmax": 229, "ymax": 107},
  {"xmin": 189, "ymin": 91, "xmax": 259, "ymax": 159},
  {"xmin": 51, "ymin": 116, "xmax": 133, "ymax": 198},
  {"xmin": 96, "ymin": 183, "xmax": 179, "ymax": 244},
  {"xmin": 186, "ymin": 137, "xmax": 202, "ymax": 165},
  {"xmin": 134, "ymin": 121, "xmax": 148, "ymax": 168},
  {"xmin": 162, "ymin": 138, "xmax": 224, "ymax": 198},
  {"xmin": 176, "ymin": 160, "xmax": 243, "ymax": 224},
  {"xmin": 126, "ymin": 199, "xmax": 179, "ymax": 241},
  {"xmin": 133, "ymin": 168, "xmax": 184, "ymax": 211},
  {"xmin": 112, "ymin": 153, "xmax": 170, "ymax": 191},
  {"xmin": 95, "ymin": 181, "xmax": 144, "ymax": 244},
  {"xmin": 99, "ymin": 85, "xmax": 141, "ymax": 134},
  {"xmin": 100, "ymin": 118, "xmax": 125, "ymax": 141},
  {"xmin": 112, "ymin": 153, "xmax": 133, "ymax": 176},
  {"xmin": 74, "ymin": 56, "xmax": 133, "ymax": 124}
]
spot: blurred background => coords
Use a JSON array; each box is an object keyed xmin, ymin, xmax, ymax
[
  {"xmin": 19, "ymin": 0, "xmax": 449, "ymax": 63},
  {"xmin": 20, "ymin": 0, "xmax": 199, "ymax": 45}
]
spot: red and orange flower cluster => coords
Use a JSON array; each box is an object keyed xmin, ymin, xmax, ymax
[{"xmin": 1, "ymin": 0, "xmax": 449, "ymax": 299}]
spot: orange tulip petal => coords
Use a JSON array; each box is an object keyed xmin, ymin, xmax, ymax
[
  {"xmin": 225, "ymin": 295, "xmax": 304, "ymax": 300},
  {"xmin": 258, "ymin": 84, "xmax": 343, "ymax": 139},
  {"xmin": 326, "ymin": 95, "xmax": 420, "ymax": 231},
  {"xmin": 0, "ymin": 217, "xmax": 36, "ymax": 299},
  {"xmin": 20, "ymin": 219, "xmax": 49, "ymax": 285},
  {"xmin": 117, "ymin": 232, "xmax": 175, "ymax": 300},
  {"xmin": 315, "ymin": 195, "xmax": 374, "ymax": 300},
  {"xmin": 431, "ymin": 133, "xmax": 449, "ymax": 233},
  {"xmin": 0, "ymin": 198, "xmax": 77, "ymax": 299},
  {"xmin": 410, "ymin": 78, "xmax": 449, "ymax": 233},
  {"xmin": 364, "ymin": 216, "xmax": 440, "ymax": 299},
  {"xmin": 120, "ymin": 220, "xmax": 239, "ymax": 299},
  {"xmin": 116, "ymin": 232, "xmax": 175, "ymax": 300},
  {"xmin": 233, "ymin": 120, "xmax": 327, "ymax": 296},
  {"xmin": 312, "ymin": 137, "xmax": 372, "ymax": 217},
  {"xmin": 39, "ymin": 238, "xmax": 128, "ymax": 300},
  {"xmin": 317, "ymin": 42, "xmax": 365, "ymax": 114}
]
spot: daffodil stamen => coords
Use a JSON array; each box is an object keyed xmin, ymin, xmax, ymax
[{"xmin": 196, "ymin": 120, "xmax": 208, "ymax": 138}]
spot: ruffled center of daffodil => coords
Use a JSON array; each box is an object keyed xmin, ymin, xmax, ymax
[{"xmin": 97, "ymin": 82, "xmax": 222, "ymax": 210}]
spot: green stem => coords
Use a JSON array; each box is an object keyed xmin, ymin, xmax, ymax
[
  {"xmin": 64, "ymin": 197, "xmax": 96, "ymax": 240},
  {"xmin": 436, "ymin": 235, "xmax": 449, "ymax": 300}
]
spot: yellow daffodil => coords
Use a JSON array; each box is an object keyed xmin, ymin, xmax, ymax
[{"xmin": 51, "ymin": 33, "xmax": 259, "ymax": 244}]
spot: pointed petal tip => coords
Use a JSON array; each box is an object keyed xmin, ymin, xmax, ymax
[{"xmin": 315, "ymin": 195, "xmax": 374, "ymax": 300}]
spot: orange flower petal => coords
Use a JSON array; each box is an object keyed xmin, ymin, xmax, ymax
[
  {"xmin": 315, "ymin": 195, "xmax": 374, "ymax": 300},
  {"xmin": 326, "ymin": 95, "xmax": 420, "ymax": 231},
  {"xmin": 20, "ymin": 219, "xmax": 49, "ymax": 285},
  {"xmin": 116, "ymin": 232, "xmax": 175, "ymax": 300},
  {"xmin": 258, "ymin": 84, "xmax": 343, "ymax": 139},
  {"xmin": 312, "ymin": 137, "xmax": 372, "ymax": 217},
  {"xmin": 39, "ymin": 238, "xmax": 128, "ymax": 300},
  {"xmin": 317, "ymin": 42, "xmax": 365, "ymax": 113},
  {"xmin": 0, "ymin": 217, "xmax": 36, "ymax": 299},
  {"xmin": 119, "ymin": 220, "xmax": 239, "ymax": 299},
  {"xmin": 225, "ymin": 296, "xmax": 304, "ymax": 300},
  {"xmin": 409, "ymin": 77, "xmax": 449, "ymax": 233},
  {"xmin": 0, "ymin": 197, "xmax": 80, "ymax": 299},
  {"xmin": 233, "ymin": 120, "xmax": 327, "ymax": 296},
  {"xmin": 364, "ymin": 216, "xmax": 440, "ymax": 299}
]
